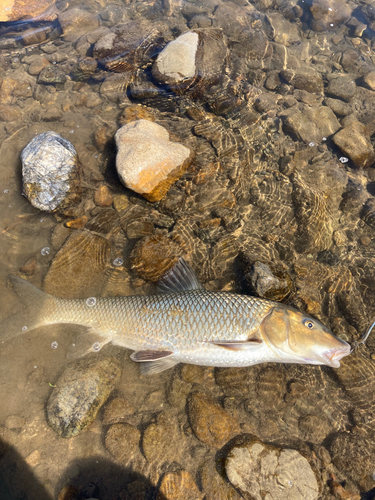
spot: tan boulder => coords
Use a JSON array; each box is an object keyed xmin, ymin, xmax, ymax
[
  {"xmin": 0, "ymin": 0, "xmax": 57, "ymax": 22},
  {"xmin": 115, "ymin": 120, "xmax": 194, "ymax": 202},
  {"xmin": 333, "ymin": 120, "xmax": 375, "ymax": 168}
]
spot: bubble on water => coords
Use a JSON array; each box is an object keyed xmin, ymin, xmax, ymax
[
  {"xmin": 330, "ymin": 23, "xmax": 334, "ymax": 26},
  {"xmin": 34, "ymin": 366, "xmax": 37, "ymax": 369},
  {"xmin": 322, "ymin": 137, "xmax": 327, "ymax": 141},
  {"xmin": 86, "ymin": 297, "xmax": 96, "ymax": 307},
  {"xmin": 288, "ymin": 480, "xmax": 293, "ymax": 487},
  {"xmin": 51, "ymin": 341, "xmax": 58, "ymax": 349},
  {"xmin": 69, "ymin": 130, "xmax": 74, "ymax": 134},
  {"xmin": 13, "ymin": 58, "xmax": 18, "ymax": 62},
  {"xmin": 21, "ymin": 326, "xmax": 28, "ymax": 332},
  {"xmin": 3, "ymin": 189, "xmax": 9, "ymax": 194},
  {"xmin": 40, "ymin": 218, "xmax": 44, "ymax": 222},
  {"xmin": 328, "ymin": 6, "xmax": 332, "ymax": 10},
  {"xmin": 339, "ymin": 157, "xmax": 349, "ymax": 163},
  {"xmin": 94, "ymin": 154, "xmax": 98, "ymax": 158},
  {"xmin": 92, "ymin": 342, "xmax": 101, "ymax": 351},
  {"xmin": 113, "ymin": 257, "xmax": 123, "ymax": 267},
  {"xmin": 309, "ymin": 142, "xmax": 315, "ymax": 147},
  {"xmin": 52, "ymin": 61, "xmax": 57, "ymax": 64},
  {"xmin": 41, "ymin": 246, "xmax": 50, "ymax": 256}
]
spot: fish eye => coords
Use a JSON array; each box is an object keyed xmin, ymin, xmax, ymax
[{"xmin": 303, "ymin": 319, "xmax": 315, "ymax": 329}]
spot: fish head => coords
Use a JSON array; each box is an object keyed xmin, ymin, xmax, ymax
[{"xmin": 260, "ymin": 305, "xmax": 351, "ymax": 368}]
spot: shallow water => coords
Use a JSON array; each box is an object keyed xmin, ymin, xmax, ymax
[{"xmin": 1, "ymin": 0, "xmax": 375, "ymax": 498}]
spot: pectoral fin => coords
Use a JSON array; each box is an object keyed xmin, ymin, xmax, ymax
[
  {"xmin": 130, "ymin": 350, "xmax": 178, "ymax": 375},
  {"xmin": 208, "ymin": 339, "xmax": 263, "ymax": 351}
]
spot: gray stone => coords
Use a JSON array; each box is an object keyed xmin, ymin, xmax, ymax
[
  {"xmin": 326, "ymin": 75, "xmax": 357, "ymax": 102},
  {"xmin": 333, "ymin": 120, "xmax": 375, "ymax": 168},
  {"xmin": 325, "ymin": 97, "xmax": 352, "ymax": 116},
  {"xmin": 21, "ymin": 131, "xmax": 81, "ymax": 211},
  {"xmin": 37, "ymin": 65, "xmax": 67, "ymax": 84},
  {"xmin": 264, "ymin": 13, "xmax": 301, "ymax": 46},
  {"xmin": 282, "ymin": 104, "xmax": 340, "ymax": 143},
  {"xmin": 58, "ymin": 8, "xmax": 99, "ymax": 43},
  {"xmin": 310, "ymin": 0, "xmax": 352, "ymax": 32},
  {"xmin": 280, "ymin": 69, "xmax": 323, "ymax": 93},
  {"xmin": 47, "ymin": 356, "xmax": 121, "ymax": 438},
  {"xmin": 226, "ymin": 438, "xmax": 319, "ymax": 500}
]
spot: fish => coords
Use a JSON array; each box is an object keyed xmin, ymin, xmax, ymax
[{"xmin": 0, "ymin": 258, "xmax": 351, "ymax": 375}]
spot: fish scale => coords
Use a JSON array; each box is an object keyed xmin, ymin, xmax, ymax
[{"xmin": 47, "ymin": 291, "xmax": 273, "ymax": 365}]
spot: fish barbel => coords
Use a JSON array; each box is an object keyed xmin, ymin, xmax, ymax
[{"xmin": 0, "ymin": 258, "xmax": 350, "ymax": 374}]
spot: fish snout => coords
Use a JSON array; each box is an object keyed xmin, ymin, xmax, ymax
[{"xmin": 323, "ymin": 342, "xmax": 351, "ymax": 368}]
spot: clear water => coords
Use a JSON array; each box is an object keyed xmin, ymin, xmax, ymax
[{"xmin": 0, "ymin": 0, "xmax": 375, "ymax": 499}]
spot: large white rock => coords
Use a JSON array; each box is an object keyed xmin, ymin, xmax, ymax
[
  {"xmin": 115, "ymin": 120, "xmax": 193, "ymax": 202},
  {"xmin": 153, "ymin": 31, "xmax": 199, "ymax": 84},
  {"xmin": 226, "ymin": 439, "xmax": 319, "ymax": 500}
]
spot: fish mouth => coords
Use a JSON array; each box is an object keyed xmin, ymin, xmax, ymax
[{"xmin": 323, "ymin": 344, "xmax": 351, "ymax": 368}]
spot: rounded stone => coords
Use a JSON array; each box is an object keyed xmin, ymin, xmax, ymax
[
  {"xmin": 105, "ymin": 423, "xmax": 141, "ymax": 463},
  {"xmin": 21, "ymin": 131, "xmax": 81, "ymax": 212},
  {"xmin": 46, "ymin": 356, "xmax": 121, "ymax": 438},
  {"xmin": 226, "ymin": 438, "xmax": 319, "ymax": 500},
  {"xmin": 115, "ymin": 120, "xmax": 194, "ymax": 202}
]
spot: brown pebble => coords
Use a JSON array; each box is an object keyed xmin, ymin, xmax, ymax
[
  {"xmin": 119, "ymin": 104, "xmax": 154, "ymax": 125},
  {"xmin": 359, "ymin": 236, "xmax": 371, "ymax": 246},
  {"xmin": 94, "ymin": 125, "xmax": 112, "ymax": 151},
  {"xmin": 157, "ymin": 470, "xmax": 203, "ymax": 500},
  {"xmin": 58, "ymin": 485, "xmax": 79, "ymax": 500},
  {"xmin": 20, "ymin": 257, "xmax": 37, "ymax": 276},
  {"xmin": 65, "ymin": 215, "xmax": 88, "ymax": 229},
  {"xmin": 198, "ymin": 218, "xmax": 221, "ymax": 229},
  {"xmin": 25, "ymin": 450, "xmax": 41, "ymax": 468},
  {"xmin": 102, "ymin": 397, "xmax": 135, "ymax": 425},
  {"xmin": 94, "ymin": 185, "xmax": 113, "ymax": 207}
]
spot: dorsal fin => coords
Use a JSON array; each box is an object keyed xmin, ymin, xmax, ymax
[{"xmin": 156, "ymin": 257, "xmax": 205, "ymax": 294}]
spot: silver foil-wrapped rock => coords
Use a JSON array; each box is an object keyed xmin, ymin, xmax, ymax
[{"xmin": 21, "ymin": 131, "xmax": 81, "ymax": 211}]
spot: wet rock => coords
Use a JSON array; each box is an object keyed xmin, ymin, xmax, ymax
[
  {"xmin": 152, "ymin": 29, "xmax": 227, "ymax": 96},
  {"xmin": 362, "ymin": 71, "xmax": 375, "ymax": 91},
  {"xmin": 361, "ymin": 198, "xmax": 375, "ymax": 229},
  {"xmin": 44, "ymin": 230, "xmax": 111, "ymax": 298},
  {"xmin": 21, "ymin": 131, "xmax": 81, "ymax": 212},
  {"xmin": 254, "ymin": 93, "xmax": 281, "ymax": 114},
  {"xmin": 42, "ymin": 106, "xmax": 63, "ymax": 122},
  {"xmin": 333, "ymin": 121, "xmax": 375, "ymax": 168},
  {"xmin": 130, "ymin": 234, "xmax": 181, "ymax": 282},
  {"xmin": 324, "ymin": 97, "xmax": 351, "ymax": 117},
  {"xmin": 280, "ymin": 69, "xmax": 323, "ymax": 94},
  {"xmin": 326, "ymin": 76, "xmax": 356, "ymax": 102},
  {"xmin": 58, "ymin": 8, "xmax": 100, "ymax": 43},
  {"xmin": 157, "ymin": 471, "xmax": 203, "ymax": 500},
  {"xmin": 27, "ymin": 56, "xmax": 50, "ymax": 76},
  {"xmin": 47, "ymin": 356, "xmax": 121, "ymax": 438},
  {"xmin": 66, "ymin": 216, "xmax": 88, "ymax": 230},
  {"xmin": 126, "ymin": 220, "xmax": 154, "ymax": 239},
  {"xmin": 0, "ymin": 0, "xmax": 57, "ymax": 22},
  {"xmin": 309, "ymin": 0, "xmax": 352, "ymax": 32},
  {"xmin": 248, "ymin": 261, "xmax": 292, "ymax": 301},
  {"xmin": 94, "ymin": 185, "xmax": 113, "ymax": 207},
  {"xmin": 187, "ymin": 392, "xmax": 240, "ymax": 449},
  {"xmin": 142, "ymin": 412, "xmax": 182, "ymax": 463},
  {"xmin": 0, "ymin": 104, "xmax": 21, "ymax": 122},
  {"xmin": 37, "ymin": 65, "xmax": 67, "ymax": 85},
  {"xmin": 167, "ymin": 374, "xmax": 192, "ymax": 409},
  {"xmin": 298, "ymin": 414, "xmax": 332, "ymax": 443},
  {"xmin": 105, "ymin": 423, "xmax": 141, "ymax": 463},
  {"xmin": 225, "ymin": 437, "xmax": 319, "ymax": 500},
  {"xmin": 330, "ymin": 432, "xmax": 375, "ymax": 484},
  {"xmin": 102, "ymin": 397, "xmax": 135, "ymax": 425},
  {"xmin": 71, "ymin": 57, "xmax": 98, "ymax": 82},
  {"xmin": 282, "ymin": 105, "xmax": 340, "ymax": 143},
  {"xmin": 199, "ymin": 461, "xmax": 242, "ymax": 500},
  {"xmin": 115, "ymin": 120, "xmax": 194, "ymax": 202},
  {"xmin": 119, "ymin": 104, "xmax": 155, "ymax": 126},
  {"xmin": 93, "ymin": 21, "xmax": 162, "ymax": 73},
  {"xmin": 25, "ymin": 450, "xmax": 40, "ymax": 468},
  {"xmin": 264, "ymin": 13, "xmax": 301, "ymax": 46},
  {"xmin": 5, "ymin": 415, "xmax": 25, "ymax": 430}
]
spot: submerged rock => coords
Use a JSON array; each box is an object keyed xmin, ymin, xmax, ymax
[
  {"xmin": 105, "ymin": 423, "xmax": 141, "ymax": 464},
  {"xmin": 152, "ymin": 28, "xmax": 228, "ymax": 96},
  {"xmin": 333, "ymin": 121, "xmax": 375, "ymax": 168},
  {"xmin": 21, "ymin": 132, "xmax": 81, "ymax": 212},
  {"xmin": 157, "ymin": 471, "xmax": 203, "ymax": 500},
  {"xmin": 115, "ymin": 120, "xmax": 194, "ymax": 202},
  {"xmin": 187, "ymin": 392, "xmax": 240, "ymax": 449},
  {"xmin": 225, "ymin": 437, "xmax": 319, "ymax": 500},
  {"xmin": 0, "ymin": 0, "xmax": 57, "ymax": 22},
  {"xmin": 309, "ymin": 0, "xmax": 352, "ymax": 32},
  {"xmin": 47, "ymin": 356, "xmax": 121, "ymax": 438}
]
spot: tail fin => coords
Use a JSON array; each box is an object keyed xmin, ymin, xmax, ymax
[{"xmin": 0, "ymin": 276, "xmax": 54, "ymax": 343}]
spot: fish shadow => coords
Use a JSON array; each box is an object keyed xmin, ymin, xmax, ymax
[{"xmin": 0, "ymin": 436, "xmax": 52, "ymax": 500}]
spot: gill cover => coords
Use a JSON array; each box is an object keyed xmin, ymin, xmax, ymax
[{"xmin": 260, "ymin": 306, "xmax": 292, "ymax": 357}]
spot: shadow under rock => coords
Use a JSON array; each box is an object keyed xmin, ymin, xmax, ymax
[
  {"xmin": 57, "ymin": 456, "xmax": 168, "ymax": 500},
  {"xmin": 0, "ymin": 437, "xmax": 52, "ymax": 500}
]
